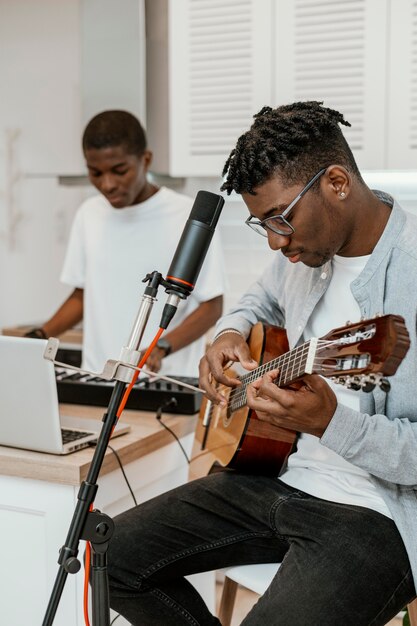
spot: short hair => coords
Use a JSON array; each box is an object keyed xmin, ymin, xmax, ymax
[
  {"xmin": 82, "ymin": 110, "xmax": 147, "ymax": 155},
  {"xmin": 221, "ymin": 101, "xmax": 361, "ymax": 195}
]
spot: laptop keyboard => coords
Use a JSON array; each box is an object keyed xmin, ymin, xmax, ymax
[{"xmin": 61, "ymin": 428, "xmax": 95, "ymax": 444}]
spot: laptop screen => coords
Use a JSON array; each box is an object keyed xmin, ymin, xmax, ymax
[{"xmin": 0, "ymin": 336, "xmax": 71, "ymax": 453}]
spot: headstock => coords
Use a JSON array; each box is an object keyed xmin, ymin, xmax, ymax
[{"xmin": 313, "ymin": 314, "xmax": 410, "ymax": 392}]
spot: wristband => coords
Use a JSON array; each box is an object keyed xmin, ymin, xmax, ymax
[{"xmin": 211, "ymin": 329, "xmax": 244, "ymax": 345}]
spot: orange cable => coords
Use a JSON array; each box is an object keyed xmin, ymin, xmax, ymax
[
  {"xmin": 83, "ymin": 327, "xmax": 165, "ymax": 624},
  {"xmin": 116, "ymin": 327, "xmax": 165, "ymax": 417},
  {"xmin": 83, "ymin": 504, "xmax": 93, "ymax": 626}
]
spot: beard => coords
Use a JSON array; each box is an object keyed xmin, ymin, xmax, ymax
[
  {"xmin": 288, "ymin": 248, "xmax": 332, "ymax": 268},
  {"xmin": 305, "ymin": 251, "xmax": 332, "ymax": 267}
]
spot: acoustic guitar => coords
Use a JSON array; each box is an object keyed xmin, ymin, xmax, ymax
[{"xmin": 190, "ymin": 314, "xmax": 410, "ymax": 479}]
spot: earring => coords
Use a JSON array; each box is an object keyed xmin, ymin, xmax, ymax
[{"xmin": 339, "ymin": 191, "xmax": 346, "ymax": 198}]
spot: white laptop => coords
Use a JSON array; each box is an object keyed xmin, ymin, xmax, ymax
[{"xmin": 0, "ymin": 336, "xmax": 130, "ymax": 454}]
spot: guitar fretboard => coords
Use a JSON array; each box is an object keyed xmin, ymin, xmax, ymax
[{"xmin": 229, "ymin": 340, "xmax": 313, "ymax": 412}]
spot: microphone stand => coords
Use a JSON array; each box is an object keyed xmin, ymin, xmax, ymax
[
  {"xmin": 42, "ymin": 271, "xmax": 183, "ymax": 626},
  {"xmin": 43, "ymin": 189, "xmax": 224, "ymax": 625}
]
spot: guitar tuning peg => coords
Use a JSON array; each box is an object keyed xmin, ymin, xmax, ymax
[
  {"xmin": 361, "ymin": 380, "xmax": 375, "ymax": 393},
  {"xmin": 379, "ymin": 378, "xmax": 391, "ymax": 393},
  {"xmin": 345, "ymin": 375, "xmax": 362, "ymax": 391}
]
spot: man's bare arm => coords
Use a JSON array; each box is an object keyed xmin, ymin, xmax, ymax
[{"xmin": 40, "ymin": 288, "xmax": 84, "ymax": 338}]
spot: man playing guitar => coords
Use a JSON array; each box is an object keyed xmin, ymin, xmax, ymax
[{"xmin": 107, "ymin": 102, "xmax": 417, "ymax": 625}]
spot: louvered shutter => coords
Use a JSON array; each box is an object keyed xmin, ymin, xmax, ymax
[
  {"xmin": 388, "ymin": 0, "xmax": 417, "ymax": 168},
  {"xmin": 166, "ymin": 0, "xmax": 273, "ymax": 176},
  {"xmin": 274, "ymin": 0, "xmax": 388, "ymax": 169}
]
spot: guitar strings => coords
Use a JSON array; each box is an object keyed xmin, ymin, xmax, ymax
[
  {"xmin": 228, "ymin": 343, "xmax": 311, "ymax": 410},
  {"xmin": 219, "ymin": 334, "xmax": 365, "ymax": 397},
  {"xmin": 209, "ymin": 336, "xmax": 356, "ymax": 413}
]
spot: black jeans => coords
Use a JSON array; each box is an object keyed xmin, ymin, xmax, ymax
[{"xmin": 108, "ymin": 472, "xmax": 415, "ymax": 625}]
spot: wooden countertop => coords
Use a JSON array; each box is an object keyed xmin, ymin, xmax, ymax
[
  {"xmin": 0, "ymin": 404, "xmax": 197, "ymax": 486},
  {"xmin": 2, "ymin": 325, "xmax": 83, "ymax": 344}
]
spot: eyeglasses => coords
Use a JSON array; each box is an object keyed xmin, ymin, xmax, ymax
[{"xmin": 245, "ymin": 168, "xmax": 327, "ymax": 237}]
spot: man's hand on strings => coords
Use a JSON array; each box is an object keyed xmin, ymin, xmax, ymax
[
  {"xmin": 246, "ymin": 369, "xmax": 337, "ymax": 437},
  {"xmin": 199, "ymin": 330, "xmax": 257, "ymax": 404}
]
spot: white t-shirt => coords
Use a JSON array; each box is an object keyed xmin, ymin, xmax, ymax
[
  {"xmin": 280, "ymin": 254, "xmax": 392, "ymax": 518},
  {"xmin": 60, "ymin": 186, "xmax": 226, "ymax": 376}
]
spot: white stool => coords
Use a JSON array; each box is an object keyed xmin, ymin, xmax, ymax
[{"xmin": 218, "ymin": 563, "xmax": 280, "ymax": 626}]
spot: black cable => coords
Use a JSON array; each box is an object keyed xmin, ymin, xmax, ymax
[
  {"xmin": 86, "ymin": 442, "xmax": 133, "ymax": 626},
  {"xmin": 86, "ymin": 400, "xmax": 190, "ymax": 626},
  {"xmin": 88, "ymin": 440, "xmax": 138, "ymax": 506},
  {"xmin": 107, "ymin": 443, "xmax": 138, "ymax": 506},
  {"xmin": 156, "ymin": 398, "xmax": 191, "ymax": 464}
]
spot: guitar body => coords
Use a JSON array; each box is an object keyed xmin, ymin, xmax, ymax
[
  {"xmin": 189, "ymin": 313, "xmax": 410, "ymax": 481},
  {"xmin": 190, "ymin": 323, "xmax": 297, "ymax": 480}
]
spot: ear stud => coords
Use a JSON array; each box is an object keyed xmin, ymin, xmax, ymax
[{"xmin": 339, "ymin": 191, "xmax": 346, "ymax": 198}]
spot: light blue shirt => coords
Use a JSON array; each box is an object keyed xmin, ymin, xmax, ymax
[{"xmin": 215, "ymin": 192, "xmax": 417, "ymax": 585}]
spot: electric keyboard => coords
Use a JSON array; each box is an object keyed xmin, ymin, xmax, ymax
[{"xmin": 55, "ymin": 369, "xmax": 202, "ymax": 415}]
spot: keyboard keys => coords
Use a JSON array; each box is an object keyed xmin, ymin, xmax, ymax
[{"xmin": 61, "ymin": 428, "xmax": 94, "ymax": 443}]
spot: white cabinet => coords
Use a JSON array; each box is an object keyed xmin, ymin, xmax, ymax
[
  {"xmin": 274, "ymin": 0, "xmax": 417, "ymax": 170},
  {"xmin": 274, "ymin": 0, "xmax": 388, "ymax": 170},
  {"xmin": 0, "ymin": 0, "xmax": 83, "ymax": 175},
  {"xmin": 0, "ymin": 0, "xmax": 146, "ymax": 329},
  {"xmin": 0, "ymin": 0, "xmax": 146, "ymax": 176},
  {"xmin": 387, "ymin": 0, "xmax": 417, "ymax": 169},
  {"xmin": 146, "ymin": 0, "xmax": 274, "ymax": 177},
  {"xmin": 147, "ymin": 0, "xmax": 417, "ymax": 175},
  {"xmin": 0, "ymin": 432, "xmax": 216, "ymax": 626},
  {"xmin": 80, "ymin": 0, "xmax": 146, "ymax": 127}
]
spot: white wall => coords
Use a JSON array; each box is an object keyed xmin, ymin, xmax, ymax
[
  {"xmin": 0, "ymin": 0, "xmax": 84, "ymax": 329},
  {"xmin": 1, "ymin": 3, "xmax": 417, "ymax": 332},
  {"xmin": 0, "ymin": 0, "xmax": 145, "ymax": 330},
  {"xmin": 361, "ymin": 172, "xmax": 417, "ymax": 216},
  {"xmin": 80, "ymin": 0, "xmax": 146, "ymax": 125}
]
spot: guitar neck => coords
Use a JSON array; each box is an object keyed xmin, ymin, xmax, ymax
[{"xmin": 230, "ymin": 338, "xmax": 318, "ymax": 412}]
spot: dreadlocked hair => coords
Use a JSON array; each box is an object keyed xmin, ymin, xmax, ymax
[
  {"xmin": 221, "ymin": 101, "xmax": 361, "ymax": 195},
  {"xmin": 82, "ymin": 110, "xmax": 147, "ymax": 156}
]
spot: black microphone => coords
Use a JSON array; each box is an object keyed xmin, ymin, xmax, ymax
[
  {"xmin": 159, "ymin": 190, "xmax": 224, "ymax": 328},
  {"xmin": 166, "ymin": 190, "xmax": 224, "ymax": 294}
]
